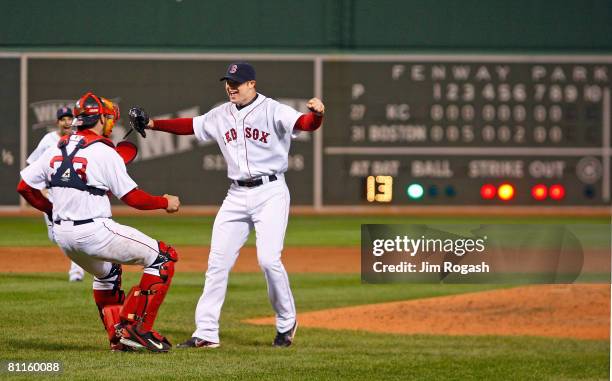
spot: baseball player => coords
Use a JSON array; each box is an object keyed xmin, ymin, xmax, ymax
[
  {"xmin": 128, "ymin": 62, "xmax": 324, "ymax": 348},
  {"xmin": 27, "ymin": 106, "xmax": 85, "ymax": 282},
  {"xmin": 18, "ymin": 92, "xmax": 181, "ymax": 353}
]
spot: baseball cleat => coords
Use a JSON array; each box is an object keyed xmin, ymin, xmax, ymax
[
  {"xmin": 176, "ymin": 337, "xmax": 220, "ymax": 349},
  {"xmin": 273, "ymin": 321, "xmax": 298, "ymax": 347},
  {"xmin": 119, "ymin": 325, "xmax": 171, "ymax": 353},
  {"xmin": 110, "ymin": 342, "xmax": 136, "ymax": 352}
]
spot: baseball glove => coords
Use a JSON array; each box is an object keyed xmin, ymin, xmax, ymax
[{"xmin": 127, "ymin": 107, "xmax": 149, "ymax": 138}]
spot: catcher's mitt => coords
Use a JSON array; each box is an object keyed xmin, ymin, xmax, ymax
[{"xmin": 126, "ymin": 107, "xmax": 149, "ymax": 138}]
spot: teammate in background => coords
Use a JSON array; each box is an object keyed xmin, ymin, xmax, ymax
[
  {"xmin": 18, "ymin": 92, "xmax": 181, "ymax": 352},
  {"xmin": 27, "ymin": 107, "xmax": 85, "ymax": 282},
  {"xmin": 128, "ymin": 62, "xmax": 324, "ymax": 348}
]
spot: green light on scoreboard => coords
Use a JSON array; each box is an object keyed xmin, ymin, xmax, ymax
[{"xmin": 406, "ymin": 183, "xmax": 424, "ymax": 200}]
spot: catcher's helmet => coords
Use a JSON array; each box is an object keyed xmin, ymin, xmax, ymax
[{"xmin": 73, "ymin": 92, "xmax": 120, "ymax": 137}]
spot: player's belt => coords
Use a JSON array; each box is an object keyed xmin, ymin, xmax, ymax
[
  {"xmin": 54, "ymin": 219, "xmax": 94, "ymax": 226},
  {"xmin": 234, "ymin": 175, "xmax": 277, "ymax": 188}
]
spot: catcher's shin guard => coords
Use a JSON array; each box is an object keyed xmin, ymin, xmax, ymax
[
  {"xmin": 119, "ymin": 242, "xmax": 178, "ymax": 331},
  {"xmin": 93, "ymin": 264, "xmax": 125, "ymax": 345},
  {"xmin": 102, "ymin": 305, "xmax": 122, "ymax": 344}
]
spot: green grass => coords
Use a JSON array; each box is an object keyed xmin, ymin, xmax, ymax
[
  {"xmin": 0, "ymin": 273, "xmax": 608, "ymax": 380},
  {"xmin": 0, "ymin": 215, "xmax": 609, "ymax": 247},
  {"xmin": 0, "ymin": 215, "xmax": 609, "ymax": 379}
]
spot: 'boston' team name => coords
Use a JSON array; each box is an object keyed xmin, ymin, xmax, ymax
[{"xmin": 224, "ymin": 128, "xmax": 270, "ymax": 144}]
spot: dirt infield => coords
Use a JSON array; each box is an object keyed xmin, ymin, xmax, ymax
[
  {"xmin": 2, "ymin": 246, "xmax": 359, "ymax": 273},
  {"xmin": 6, "ymin": 246, "xmax": 610, "ymax": 273},
  {"xmin": 4, "ymin": 246, "xmax": 610, "ymax": 341},
  {"xmin": 247, "ymin": 284, "xmax": 610, "ymax": 340},
  {"xmin": 5, "ymin": 245, "xmax": 609, "ymax": 274}
]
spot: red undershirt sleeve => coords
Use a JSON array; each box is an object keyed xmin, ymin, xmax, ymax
[
  {"xmin": 293, "ymin": 112, "xmax": 323, "ymax": 132},
  {"xmin": 17, "ymin": 180, "xmax": 52, "ymax": 214},
  {"xmin": 151, "ymin": 118, "xmax": 194, "ymax": 135},
  {"xmin": 120, "ymin": 188, "xmax": 168, "ymax": 210}
]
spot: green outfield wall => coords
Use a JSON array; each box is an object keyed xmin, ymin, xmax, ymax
[{"xmin": 0, "ymin": 0, "xmax": 610, "ymax": 51}]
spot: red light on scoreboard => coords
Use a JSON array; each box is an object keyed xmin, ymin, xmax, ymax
[
  {"xmin": 480, "ymin": 184, "xmax": 497, "ymax": 200},
  {"xmin": 549, "ymin": 184, "xmax": 565, "ymax": 200},
  {"xmin": 531, "ymin": 184, "xmax": 548, "ymax": 201},
  {"xmin": 497, "ymin": 183, "xmax": 515, "ymax": 201}
]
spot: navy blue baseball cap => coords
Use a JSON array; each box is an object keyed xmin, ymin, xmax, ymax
[
  {"xmin": 56, "ymin": 106, "xmax": 73, "ymax": 120},
  {"xmin": 220, "ymin": 62, "xmax": 256, "ymax": 83}
]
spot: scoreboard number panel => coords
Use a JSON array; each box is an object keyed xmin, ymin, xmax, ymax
[
  {"xmin": 322, "ymin": 57, "xmax": 612, "ymax": 206},
  {"xmin": 366, "ymin": 175, "xmax": 393, "ymax": 202}
]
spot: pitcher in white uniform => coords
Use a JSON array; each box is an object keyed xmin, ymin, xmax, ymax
[
  {"xmin": 129, "ymin": 62, "xmax": 324, "ymax": 348},
  {"xmin": 18, "ymin": 92, "xmax": 182, "ymax": 353},
  {"xmin": 27, "ymin": 106, "xmax": 85, "ymax": 282}
]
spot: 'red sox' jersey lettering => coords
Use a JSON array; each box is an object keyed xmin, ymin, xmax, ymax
[
  {"xmin": 245, "ymin": 127, "xmax": 270, "ymax": 143},
  {"xmin": 223, "ymin": 127, "xmax": 272, "ymax": 144},
  {"xmin": 224, "ymin": 128, "xmax": 238, "ymax": 143},
  {"xmin": 193, "ymin": 94, "xmax": 303, "ymax": 180}
]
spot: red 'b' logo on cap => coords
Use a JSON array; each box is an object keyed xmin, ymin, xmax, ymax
[{"xmin": 229, "ymin": 65, "xmax": 238, "ymax": 74}]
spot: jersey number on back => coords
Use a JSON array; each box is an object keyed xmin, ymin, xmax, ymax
[{"xmin": 50, "ymin": 156, "xmax": 89, "ymax": 182}]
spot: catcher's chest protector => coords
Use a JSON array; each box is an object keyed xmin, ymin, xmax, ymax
[{"xmin": 48, "ymin": 139, "xmax": 107, "ymax": 196}]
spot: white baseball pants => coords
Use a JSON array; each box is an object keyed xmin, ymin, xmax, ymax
[
  {"xmin": 193, "ymin": 176, "xmax": 296, "ymax": 343},
  {"xmin": 44, "ymin": 213, "xmax": 85, "ymax": 281},
  {"xmin": 52, "ymin": 218, "xmax": 162, "ymax": 289}
]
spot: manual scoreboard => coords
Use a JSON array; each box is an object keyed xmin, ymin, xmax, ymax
[
  {"xmin": 3, "ymin": 53, "xmax": 610, "ymax": 207},
  {"xmin": 322, "ymin": 57, "xmax": 611, "ymax": 205}
]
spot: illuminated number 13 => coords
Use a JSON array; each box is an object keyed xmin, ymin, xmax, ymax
[{"xmin": 366, "ymin": 176, "xmax": 393, "ymax": 203}]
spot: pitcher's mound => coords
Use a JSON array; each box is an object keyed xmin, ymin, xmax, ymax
[{"xmin": 246, "ymin": 284, "xmax": 610, "ymax": 340}]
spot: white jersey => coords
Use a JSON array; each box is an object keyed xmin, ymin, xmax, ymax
[
  {"xmin": 27, "ymin": 131, "xmax": 62, "ymax": 164},
  {"xmin": 192, "ymin": 93, "xmax": 302, "ymax": 181},
  {"xmin": 20, "ymin": 134, "xmax": 137, "ymax": 221}
]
